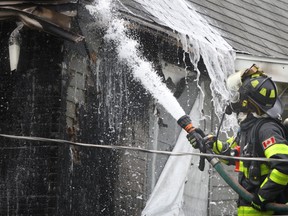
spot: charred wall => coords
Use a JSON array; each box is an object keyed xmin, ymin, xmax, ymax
[
  {"xmin": 0, "ymin": 11, "xmax": 154, "ymax": 216},
  {"xmin": 0, "ymin": 3, "xmax": 214, "ymax": 216},
  {"xmin": 56, "ymin": 4, "xmax": 154, "ymax": 215},
  {"xmin": 0, "ymin": 23, "xmax": 63, "ymax": 215}
]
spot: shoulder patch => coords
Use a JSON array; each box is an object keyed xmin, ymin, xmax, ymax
[{"xmin": 262, "ymin": 136, "xmax": 276, "ymax": 149}]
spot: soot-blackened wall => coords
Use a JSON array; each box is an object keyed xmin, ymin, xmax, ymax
[
  {"xmin": 56, "ymin": 7, "xmax": 154, "ymax": 213},
  {"xmin": 0, "ymin": 23, "xmax": 63, "ymax": 215},
  {"xmin": 0, "ymin": 17, "xmax": 153, "ymax": 215},
  {"xmin": 0, "ymin": 5, "xmax": 206, "ymax": 215}
]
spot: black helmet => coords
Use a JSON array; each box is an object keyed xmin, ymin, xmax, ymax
[
  {"xmin": 239, "ymin": 74, "xmax": 283, "ymax": 119},
  {"xmin": 226, "ymin": 64, "xmax": 283, "ymax": 119}
]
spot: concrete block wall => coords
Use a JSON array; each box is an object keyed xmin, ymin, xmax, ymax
[
  {"xmin": 209, "ymin": 166, "xmax": 238, "ymax": 216},
  {"xmin": 1, "ymin": 2, "xmax": 267, "ymax": 215},
  {"xmin": 0, "ymin": 23, "xmax": 63, "ymax": 215},
  {"xmin": 56, "ymin": 4, "xmax": 153, "ymax": 215},
  {"xmin": 115, "ymin": 119, "xmax": 150, "ymax": 215}
]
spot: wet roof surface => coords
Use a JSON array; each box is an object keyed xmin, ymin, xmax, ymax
[{"xmin": 118, "ymin": 0, "xmax": 288, "ymax": 59}]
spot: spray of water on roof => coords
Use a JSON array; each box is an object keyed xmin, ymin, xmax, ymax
[
  {"xmin": 135, "ymin": 0, "xmax": 237, "ymax": 131},
  {"xmin": 87, "ymin": 0, "xmax": 238, "ymax": 132},
  {"xmin": 87, "ymin": 0, "xmax": 186, "ymax": 121},
  {"xmin": 86, "ymin": 0, "xmax": 238, "ymax": 214}
]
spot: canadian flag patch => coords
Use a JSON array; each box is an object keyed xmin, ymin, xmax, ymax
[{"xmin": 262, "ymin": 136, "xmax": 276, "ymax": 149}]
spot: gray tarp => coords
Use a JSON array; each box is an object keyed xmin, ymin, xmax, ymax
[{"xmin": 142, "ymin": 94, "xmax": 209, "ymax": 216}]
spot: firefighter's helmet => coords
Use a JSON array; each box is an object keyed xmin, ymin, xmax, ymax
[{"xmin": 226, "ymin": 64, "xmax": 283, "ymax": 119}]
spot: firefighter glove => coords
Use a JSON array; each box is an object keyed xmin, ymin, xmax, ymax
[
  {"xmin": 186, "ymin": 128, "xmax": 205, "ymax": 149},
  {"xmin": 251, "ymin": 194, "xmax": 267, "ymax": 211}
]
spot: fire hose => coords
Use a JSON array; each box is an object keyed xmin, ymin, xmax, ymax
[
  {"xmin": 177, "ymin": 115, "xmax": 288, "ymax": 213},
  {"xmin": 1, "ymin": 118, "xmax": 288, "ymax": 212}
]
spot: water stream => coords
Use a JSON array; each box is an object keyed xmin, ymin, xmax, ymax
[
  {"xmin": 86, "ymin": 0, "xmax": 238, "ymax": 215},
  {"xmin": 87, "ymin": 0, "xmax": 237, "ymax": 132},
  {"xmin": 87, "ymin": 0, "xmax": 185, "ymax": 121},
  {"xmin": 134, "ymin": 0, "xmax": 237, "ymax": 131}
]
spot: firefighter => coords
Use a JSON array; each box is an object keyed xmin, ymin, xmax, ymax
[{"xmin": 188, "ymin": 64, "xmax": 288, "ymax": 215}]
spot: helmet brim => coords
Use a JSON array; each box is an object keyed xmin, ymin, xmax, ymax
[{"xmin": 252, "ymin": 97, "xmax": 283, "ymax": 119}]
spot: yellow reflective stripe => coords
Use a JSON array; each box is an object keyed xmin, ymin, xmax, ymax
[
  {"xmin": 251, "ymin": 73, "xmax": 261, "ymax": 78},
  {"xmin": 260, "ymin": 88, "xmax": 267, "ymax": 96},
  {"xmin": 269, "ymin": 169, "xmax": 288, "ymax": 186},
  {"xmin": 260, "ymin": 177, "xmax": 269, "ymax": 188},
  {"xmin": 251, "ymin": 80, "xmax": 259, "ymax": 88},
  {"xmin": 242, "ymin": 100, "xmax": 248, "ymax": 107},
  {"xmin": 231, "ymin": 142, "xmax": 238, "ymax": 148},
  {"xmin": 264, "ymin": 144, "xmax": 288, "ymax": 158},
  {"xmin": 259, "ymin": 194, "xmax": 265, "ymax": 202},
  {"xmin": 239, "ymin": 161, "xmax": 244, "ymax": 172},
  {"xmin": 227, "ymin": 137, "xmax": 238, "ymax": 148},
  {"xmin": 239, "ymin": 161, "xmax": 249, "ymax": 177},
  {"xmin": 238, "ymin": 206, "xmax": 273, "ymax": 216},
  {"xmin": 270, "ymin": 89, "xmax": 275, "ymax": 98},
  {"xmin": 239, "ymin": 161, "xmax": 269, "ymax": 177},
  {"xmin": 260, "ymin": 163, "xmax": 270, "ymax": 176}
]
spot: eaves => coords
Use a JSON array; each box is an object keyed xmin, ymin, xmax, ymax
[
  {"xmin": 236, "ymin": 53, "xmax": 288, "ymax": 83},
  {"xmin": 120, "ymin": 11, "xmax": 288, "ymax": 84}
]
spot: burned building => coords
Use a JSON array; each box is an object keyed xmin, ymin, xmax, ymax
[{"xmin": 0, "ymin": 1, "xmax": 288, "ymax": 216}]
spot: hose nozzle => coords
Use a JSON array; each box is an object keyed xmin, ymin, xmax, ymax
[
  {"xmin": 177, "ymin": 115, "xmax": 195, "ymax": 133},
  {"xmin": 178, "ymin": 115, "xmax": 207, "ymax": 171}
]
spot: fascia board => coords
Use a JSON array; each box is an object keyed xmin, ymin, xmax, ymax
[{"xmin": 235, "ymin": 53, "xmax": 288, "ymax": 83}]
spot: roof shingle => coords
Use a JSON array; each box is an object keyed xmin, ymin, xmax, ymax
[{"xmin": 119, "ymin": 0, "xmax": 288, "ymax": 59}]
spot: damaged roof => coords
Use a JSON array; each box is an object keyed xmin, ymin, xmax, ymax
[
  {"xmin": 0, "ymin": 0, "xmax": 83, "ymax": 42},
  {"xmin": 118, "ymin": 0, "xmax": 288, "ymax": 59}
]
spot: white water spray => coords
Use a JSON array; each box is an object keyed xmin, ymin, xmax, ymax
[
  {"xmin": 87, "ymin": 0, "xmax": 238, "ymax": 131},
  {"xmin": 133, "ymin": 0, "xmax": 237, "ymax": 131},
  {"xmin": 86, "ymin": 1, "xmax": 238, "ymax": 215},
  {"xmin": 87, "ymin": 0, "xmax": 186, "ymax": 121}
]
